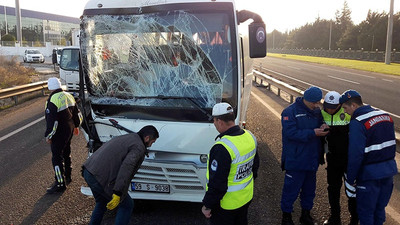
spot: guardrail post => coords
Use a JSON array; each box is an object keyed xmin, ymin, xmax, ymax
[
  {"xmin": 290, "ymin": 95, "xmax": 294, "ymax": 103},
  {"xmin": 13, "ymin": 96, "xmax": 18, "ymax": 105},
  {"xmin": 277, "ymin": 88, "xmax": 281, "ymax": 97}
]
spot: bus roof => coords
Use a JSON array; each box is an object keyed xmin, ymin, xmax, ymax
[{"xmin": 84, "ymin": 0, "xmax": 235, "ymax": 10}]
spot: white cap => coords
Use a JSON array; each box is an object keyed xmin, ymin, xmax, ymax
[
  {"xmin": 47, "ymin": 77, "xmax": 62, "ymax": 90},
  {"xmin": 323, "ymin": 91, "xmax": 341, "ymax": 109},
  {"xmin": 212, "ymin": 102, "xmax": 234, "ymax": 117}
]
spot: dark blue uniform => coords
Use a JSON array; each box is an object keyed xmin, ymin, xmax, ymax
[
  {"xmin": 280, "ymin": 97, "xmax": 323, "ymax": 213},
  {"xmin": 347, "ymin": 105, "xmax": 397, "ymax": 225}
]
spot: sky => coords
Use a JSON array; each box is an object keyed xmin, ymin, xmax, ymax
[{"xmin": 1, "ymin": 0, "xmax": 399, "ymax": 32}]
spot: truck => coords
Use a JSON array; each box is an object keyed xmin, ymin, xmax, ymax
[
  {"xmin": 78, "ymin": 0, "xmax": 266, "ymax": 202},
  {"xmin": 59, "ymin": 46, "xmax": 80, "ymax": 95}
]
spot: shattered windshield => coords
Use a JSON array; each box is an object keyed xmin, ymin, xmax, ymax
[{"xmin": 81, "ymin": 8, "xmax": 237, "ymax": 112}]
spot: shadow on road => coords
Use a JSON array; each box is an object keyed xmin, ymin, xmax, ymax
[{"xmin": 20, "ymin": 192, "xmax": 63, "ymax": 225}]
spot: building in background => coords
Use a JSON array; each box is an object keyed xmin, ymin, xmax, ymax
[{"xmin": 0, "ymin": 5, "xmax": 79, "ymax": 46}]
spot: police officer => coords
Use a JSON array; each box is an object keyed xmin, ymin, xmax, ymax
[
  {"xmin": 339, "ymin": 90, "xmax": 397, "ymax": 225},
  {"xmin": 202, "ymin": 102, "xmax": 259, "ymax": 225},
  {"xmin": 321, "ymin": 91, "xmax": 357, "ymax": 225},
  {"xmin": 280, "ymin": 86, "xmax": 329, "ymax": 225},
  {"xmin": 45, "ymin": 77, "xmax": 82, "ymax": 193}
]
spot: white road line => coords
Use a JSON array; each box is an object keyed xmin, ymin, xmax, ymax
[
  {"xmin": 0, "ymin": 116, "xmax": 45, "ymax": 142},
  {"xmin": 327, "ymin": 75, "xmax": 360, "ymax": 84},
  {"xmin": 251, "ymin": 92, "xmax": 281, "ymax": 119},
  {"xmin": 287, "ymin": 66, "xmax": 301, "ymax": 70},
  {"xmin": 262, "ymin": 68, "xmax": 330, "ymax": 92},
  {"xmin": 292, "ymin": 62, "xmax": 377, "ymax": 79},
  {"xmin": 261, "ymin": 67, "xmax": 400, "ymax": 120},
  {"xmin": 252, "ymin": 90, "xmax": 400, "ymax": 223},
  {"xmin": 382, "ymin": 79, "xmax": 394, "ymax": 83}
]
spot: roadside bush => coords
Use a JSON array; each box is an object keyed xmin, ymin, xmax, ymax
[
  {"xmin": 0, "ymin": 56, "xmax": 35, "ymax": 89},
  {"xmin": 1, "ymin": 34, "xmax": 16, "ymax": 46}
]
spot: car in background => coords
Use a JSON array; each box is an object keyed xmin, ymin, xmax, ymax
[{"xmin": 23, "ymin": 49, "xmax": 45, "ymax": 63}]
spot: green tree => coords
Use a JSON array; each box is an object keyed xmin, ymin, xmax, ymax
[
  {"xmin": 1, "ymin": 34, "xmax": 16, "ymax": 46},
  {"xmin": 267, "ymin": 30, "xmax": 288, "ymax": 49},
  {"xmin": 335, "ymin": 0, "xmax": 354, "ymax": 48}
]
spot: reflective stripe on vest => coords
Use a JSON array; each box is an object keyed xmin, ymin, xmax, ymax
[
  {"xmin": 321, "ymin": 108, "xmax": 350, "ymax": 126},
  {"xmin": 207, "ymin": 130, "xmax": 257, "ymax": 210},
  {"xmin": 355, "ymin": 110, "xmax": 396, "ymax": 154}
]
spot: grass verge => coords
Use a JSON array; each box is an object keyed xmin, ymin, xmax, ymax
[{"xmin": 267, "ymin": 53, "xmax": 400, "ymax": 76}]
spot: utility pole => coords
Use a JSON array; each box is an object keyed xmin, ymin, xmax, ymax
[
  {"xmin": 15, "ymin": 0, "xmax": 22, "ymax": 43},
  {"xmin": 329, "ymin": 20, "xmax": 332, "ymax": 50},
  {"xmin": 4, "ymin": 5, "xmax": 8, "ymax": 34},
  {"xmin": 385, "ymin": 0, "xmax": 394, "ymax": 64}
]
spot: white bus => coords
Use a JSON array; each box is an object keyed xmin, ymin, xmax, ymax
[{"xmin": 79, "ymin": 0, "xmax": 266, "ymax": 202}]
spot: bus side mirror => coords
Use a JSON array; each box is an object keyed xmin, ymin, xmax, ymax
[{"xmin": 249, "ymin": 22, "xmax": 266, "ymax": 58}]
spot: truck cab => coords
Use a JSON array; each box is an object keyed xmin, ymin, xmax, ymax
[{"xmin": 59, "ymin": 46, "xmax": 80, "ymax": 95}]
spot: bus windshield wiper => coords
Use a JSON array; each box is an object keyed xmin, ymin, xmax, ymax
[{"xmin": 138, "ymin": 95, "xmax": 213, "ymax": 121}]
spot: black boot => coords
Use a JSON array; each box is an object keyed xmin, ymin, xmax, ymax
[
  {"xmin": 323, "ymin": 208, "xmax": 341, "ymax": 225},
  {"xmin": 46, "ymin": 181, "xmax": 66, "ymax": 194},
  {"xmin": 323, "ymin": 216, "xmax": 341, "ymax": 225},
  {"xmin": 299, "ymin": 209, "xmax": 315, "ymax": 225},
  {"xmin": 281, "ymin": 212, "xmax": 295, "ymax": 225},
  {"xmin": 65, "ymin": 176, "xmax": 72, "ymax": 185},
  {"xmin": 348, "ymin": 197, "xmax": 358, "ymax": 225},
  {"xmin": 65, "ymin": 168, "xmax": 72, "ymax": 185}
]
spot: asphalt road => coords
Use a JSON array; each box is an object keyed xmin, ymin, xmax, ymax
[
  {"xmin": 254, "ymin": 57, "xmax": 400, "ymax": 130},
  {"xmin": 0, "ymin": 59, "xmax": 399, "ymax": 224}
]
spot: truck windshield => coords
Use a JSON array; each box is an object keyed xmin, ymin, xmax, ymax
[
  {"xmin": 81, "ymin": 5, "xmax": 238, "ymax": 121},
  {"xmin": 60, "ymin": 49, "xmax": 79, "ymax": 71}
]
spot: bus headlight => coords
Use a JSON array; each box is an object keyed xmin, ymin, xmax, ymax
[{"xmin": 200, "ymin": 154, "xmax": 208, "ymax": 163}]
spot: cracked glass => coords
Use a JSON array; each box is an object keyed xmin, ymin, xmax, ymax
[{"xmin": 81, "ymin": 8, "xmax": 237, "ymax": 120}]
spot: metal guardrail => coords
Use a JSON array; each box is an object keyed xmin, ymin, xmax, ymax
[
  {"xmin": 0, "ymin": 81, "xmax": 48, "ymax": 105},
  {"xmin": 253, "ymin": 69, "xmax": 303, "ymax": 103},
  {"xmin": 252, "ymin": 69, "xmax": 400, "ymax": 143}
]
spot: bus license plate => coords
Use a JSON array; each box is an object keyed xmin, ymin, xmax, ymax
[{"xmin": 132, "ymin": 182, "xmax": 170, "ymax": 193}]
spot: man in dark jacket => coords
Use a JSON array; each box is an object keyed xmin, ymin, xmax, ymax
[
  {"xmin": 280, "ymin": 86, "xmax": 329, "ymax": 225},
  {"xmin": 202, "ymin": 102, "xmax": 259, "ymax": 225},
  {"xmin": 321, "ymin": 91, "xmax": 357, "ymax": 225},
  {"xmin": 82, "ymin": 125, "xmax": 159, "ymax": 225},
  {"xmin": 45, "ymin": 77, "xmax": 82, "ymax": 193},
  {"xmin": 340, "ymin": 90, "xmax": 397, "ymax": 225}
]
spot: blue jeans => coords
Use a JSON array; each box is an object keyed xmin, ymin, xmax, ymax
[{"xmin": 83, "ymin": 168, "xmax": 134, "ymax": 225}]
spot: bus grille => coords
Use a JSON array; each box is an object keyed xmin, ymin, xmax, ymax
[{"xmin": 133, "ymin": 163, "xmax": 205, "ymax": 191}]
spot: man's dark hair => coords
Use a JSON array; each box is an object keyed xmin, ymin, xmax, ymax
[
  {"xmin": 138, "ymin": 125, "xmax": 159, "ymax": 140},
  {"xmin": 215, "ymin": 112, "xmax": 235, "ymax": 123},
  {"xmin": 343, "ymin": 96, "xmax": 363, "ymax": 106}
]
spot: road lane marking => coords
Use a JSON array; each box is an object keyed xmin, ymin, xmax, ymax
[
  {"xmin": 260, "ymin": 67, "xmax": 400, "ymax": 120},
  {"xmin": 382, "ymin": 79, "xmax": 394, "ymax": 83},
  {"xmin": 0, "ymin": 116, "xmax": 45, "ymax": 142},
  {"xmin": 287, "ymin": 66, "xmax": 301, "ymax": 70},
  {"xmin": 327, "ymin": 75, "xmax": 360, "ymax": 84},
  {"xmin": 289, "ymin": 62, "xmax": 377, "ymax": 79},
  {"xmin": 251, "ymin": 92, "xmax": 281, "ymax": 118},
  {"xmin": 262, "ymin": 68, "xmax": 330, "ymax": 92}
]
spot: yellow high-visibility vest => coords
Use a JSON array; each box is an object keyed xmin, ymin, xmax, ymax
[
  {"xmin": 207, "ymin": 130, "xmax": 257, "ymax": 210},
  {"xmin": 321, "ymin": 108, "xmax": 350, "ymax": 126},
  {"xmin": 45, "ymin": 91, "xmax": 76, "ymax": 112}
]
